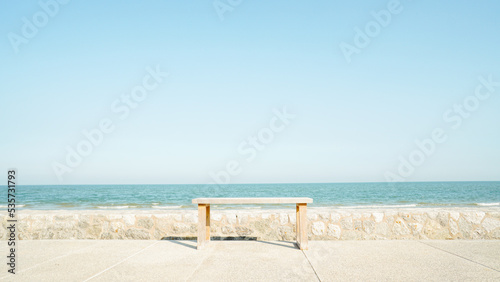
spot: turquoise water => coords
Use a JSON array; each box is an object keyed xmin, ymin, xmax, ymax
[{"xmin": 7, "ymin": 182, "xmax": 500, "ymax": 210}]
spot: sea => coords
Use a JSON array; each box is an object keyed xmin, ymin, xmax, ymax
[{"xmin": 6, "ymin": 181, "xmax": 500, "ymax": 210}]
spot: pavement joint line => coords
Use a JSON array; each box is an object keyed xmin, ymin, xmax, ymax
[
  {"xmin": 0, "ymin": 241, "xmax": 100, "ymax": 280},
  {"xmin": 302, "ymin": 249, "xmax": 322, "ymax": 282},
  {"xmin": 83, "ymin": 241, "xmax": 160, "ymax": 281},
  {"xmin": 418, "ymin": 241, "xmax": 500, "ymax": 273},
  {"xmin": 184, "ymin": 244, "xmax": 213, "ymax": 281}
]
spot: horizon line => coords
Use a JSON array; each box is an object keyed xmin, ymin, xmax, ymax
[{"xmin": 7, "ymin": 180, "xmax": 500, "ymax": 186}]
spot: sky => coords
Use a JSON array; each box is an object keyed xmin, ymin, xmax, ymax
[{"xmin": 1, "ymin": 0, "xmax": 499, "ymax": 185}]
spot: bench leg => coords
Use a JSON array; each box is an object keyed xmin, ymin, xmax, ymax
[
  {"xmin": 297, "ymin": 203, "xmax": 308, "ymax": 250},
  {"xmin": 206, "ymin": 204, "xmax": 210, "ymax": 242},
  {"xmin": 296, "ymin": 204, "xmax": 301, "ymax": 246},
  {"xmin": 197, "ymin": 204, "xmax": 210, "ymax": 250}
]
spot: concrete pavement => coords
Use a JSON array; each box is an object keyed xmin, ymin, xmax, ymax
[{"xmin": 1, "ymin": 240, "xmax": 499, "ymax": 281}]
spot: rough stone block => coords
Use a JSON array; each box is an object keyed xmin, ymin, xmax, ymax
[
  {"xmin": 123, "ymin": 215, "xmax": 136, "ymax": 226},
  {"xmin": 312, "ymin": 222, "xmax": 325, "ymax": 235},
  {"xmin": 408, "ymin": 222, "xmax": 423, "ymax": 235},
  {"xmin": 363, "ymin": 220, "xmax": 375, "ymax": 234},
  {"xmin": 183, "ymin": 213, "xmax": 197, "ymax": 223},
  {"xmin": 375, "ymin": 222, "xmax": 389, "ymax": 236},
  {"xmin": 125, "ymin": 229, "xmax": 151, "ymax": 239},
  {"xmin": 211, "ymin": 213, "xmax": 223, "ymax": 221},
  {"xmin": 327, "ymin": 224, "xmax": 341, "ymax": 239},
  {"xmin": 411, "ymin": 214, "xmax": 426, "ymax": 223},
  {"xmin": 472, "ymin": 228, "xmax": 485, "ymax": 239},
  {"xmin": 449, "ymin": 211, "xmax": 460, "ymax": 221},
  {"xmin": 426, "ymin": 211, "xmax": 438, "ymax": 220},
  {"xmin": 392, "ymin": 218, "xmax": 411, "ymax": 236},
  {"xmin": 399, "ymin": 212, "xmax": 411, "ymax": 221},
  {"xmin": 330, "ymin": 213, "xmax": 341, "ymax": 222},
  {"xmin": 137, "ymin": 218, "xmax": 154, "ymax": 229},
  {"xmin": 463, "ymin": 211, "xmax": 485, "ymax": 225},
  {"xmin": 341, "ymin": 230, "xmax": 361, "ymax": 240},
  {"xmin": 491, "ymin": 228, "xmax": 500, "ymax": 239},
  {"xmin": 277, "ymin": 226, "xmax": 293, "ymax": 240},
  {"xmin": 340, "ymin": 217, "xmax": 353, "ymax": 230},
  {"xmin": 110, "ymin": 222, "xmax": 125, "ymax": 233},
  {"xmin": 221, "ymin": 226, "xmax": 233, "ymax": 234},
  {"xmin": 307, "ymin": 214, "xmax": 318, "ymax": 221},
  {"xmin": 235, "ymin": 226, "xmax": 252, "ymax": 236},
  {"xmin": 226, "ymin": 214, "xmax": 237, "ymax": 225},
  {"xmin": 172, "ymin": 223, "xmax": 189, "ymax": 233},
  {"xmin": 319, "ymin": 213, "xmax": 330, "ymax": 220},
  {"xmin": 450, "ymin": 219, "xmax": 459, "ymax": 236},
  {"xmin": 372, "ymin": 212, "xmax": 384, "ymax": 223},
  {"xmin": 482, "ymin": 218, "xmax": 500, "ymax": 233},
  {"xmin": 437, "ymin": 211, "xmax": 449, "ymax": 227},
  {"xmin": 353, "ymin": 220, "xmax": 362, "ymax": 231},
  {"xmin": 352, "ymin": 213, "xmax": 362, "ymax": 220},
  {"xmin": 279, "ymin": 213, "xmax": 289, "ymax": 225},
  {"xmin": 458, "ymin": 217, "xmax": 473, "ymax": 239},
  {"xmin": 237, "ymin": 214, "xmax": 249, "ymax": 225}
]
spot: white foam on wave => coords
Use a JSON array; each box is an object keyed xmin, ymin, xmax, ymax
[
  {"xmin": 97, "ymin": 206, "xmax": 135, "ymax": 209},
  {"xmin": 0, "ymin": 205, "xmax": 25, "ymax": 208},
  {"xmin": 338, "ymin": 204, "xmax": 418, "ymax": 209},
  {"xmin": 476, "ymin": 202, "xmax": 500, "ymax": 206},
  {"xmin": 151, "ymin": 205, "xmax": 183, "ymax": 209}
]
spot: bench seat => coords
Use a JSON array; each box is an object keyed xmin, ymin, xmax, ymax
[{"xmin": 192, "ymin": 197, "xmax": 313, "ymax": 204}]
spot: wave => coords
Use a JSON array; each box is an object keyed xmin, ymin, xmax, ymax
[
  {"xmin": 475, "ymin": 202, "xmax": 500, "ymax": 206},
  {"xmin": 151, "ymin": 205, "xmax": 183, "ymax": 209},
  {"xmin": 0, "ymin": 204, "xmax": 25, "ymax": 208},
  {"xmin": 338, "ymin": 204, "xmax": 418, "ymax": 209},
  {"xmin": 97, "ymin": 206, "xmax": 136, "ymax": 209}
]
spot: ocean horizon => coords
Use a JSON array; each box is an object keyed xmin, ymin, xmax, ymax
[{"xmin": 7, "ymin": 181, "xmax": 500, "ymax": 210}]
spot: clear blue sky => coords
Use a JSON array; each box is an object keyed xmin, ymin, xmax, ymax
[{"xmin": 1, "ymin": 0, "xmax": 499, "ymax": 185}]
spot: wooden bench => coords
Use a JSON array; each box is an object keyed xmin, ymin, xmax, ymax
[{"xmin": 192, "ymin": 197, "xmax": 313, "ymax": 250}]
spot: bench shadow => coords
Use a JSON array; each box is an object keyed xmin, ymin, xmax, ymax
[
  {"xmin": 161, "ymin": 236, "xmax": 257, "ymax": 241},
  {"xmin": 255, "ymin": 240, "xmax": 299, "ymax": 250},
  {"xmin": 161, "ymin": 236, "xmax": 298, "ymax": 250},
  {"xmin": 161, "ymin": 238, "xmax": 197, "ymax": 250},
  {"xmin": 211, "ymin": 236, "xmax": 257, "ymax": 241}
]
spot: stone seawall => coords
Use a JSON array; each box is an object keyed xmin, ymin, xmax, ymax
[{"xmin": 2, "ymin": 208, "xmax": 500, "ymax": 240}]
